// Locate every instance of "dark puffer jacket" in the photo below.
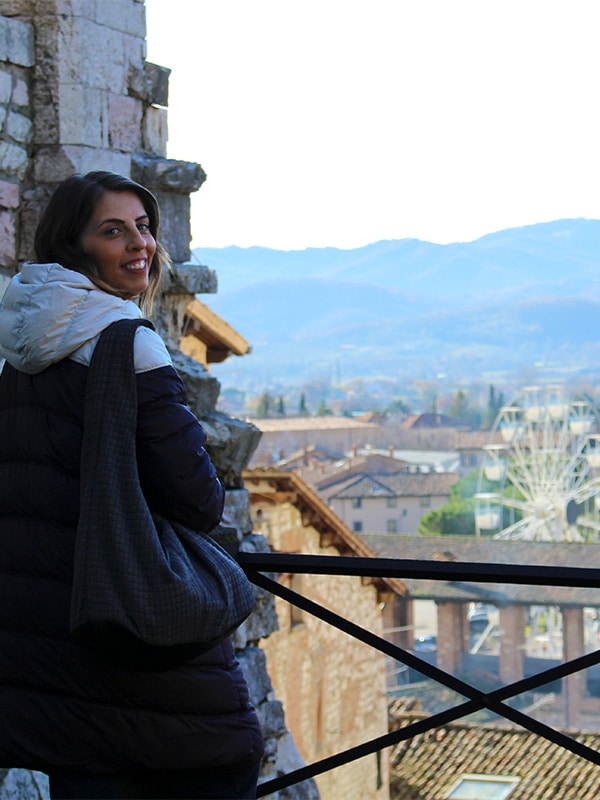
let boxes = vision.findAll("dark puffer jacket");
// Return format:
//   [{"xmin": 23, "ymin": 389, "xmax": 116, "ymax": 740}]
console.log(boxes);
[{"xmin": 0, "ymin": 264, "xmax": 263, "ymax": 774}]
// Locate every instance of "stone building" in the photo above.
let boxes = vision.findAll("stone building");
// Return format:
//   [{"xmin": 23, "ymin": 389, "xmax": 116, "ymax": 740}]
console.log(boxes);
[
  {"xmin": 244, "ymin": 467, "xmax": 407, "ymax": 800},
  {"xmin": 0, "ymin": 1, "xmax": 315, "ymax": 797}
]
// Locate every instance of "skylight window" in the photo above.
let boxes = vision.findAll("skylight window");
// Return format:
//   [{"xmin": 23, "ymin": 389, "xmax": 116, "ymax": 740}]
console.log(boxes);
[{"xmin": 445, "ymin": 774, "xmax": 520, "ymax": 800}]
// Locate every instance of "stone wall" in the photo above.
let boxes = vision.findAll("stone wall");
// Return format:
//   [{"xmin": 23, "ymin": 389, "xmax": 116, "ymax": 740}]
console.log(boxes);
[
  {"xmin": 0, "ymin": 1, "xmax": 312, "ymax": 797},
  {"xmin": 0, "ymin": 8, "xmax": 32, "ymax": 290},
  {"xmin": 256, "ymin": 500, "xmax": 390, "ymax": 800}
]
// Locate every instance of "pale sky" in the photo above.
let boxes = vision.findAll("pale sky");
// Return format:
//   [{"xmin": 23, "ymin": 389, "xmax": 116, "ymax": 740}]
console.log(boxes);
[{"xmin": 145, "ymin": 0, "xmax": 600, "ymax": 251}]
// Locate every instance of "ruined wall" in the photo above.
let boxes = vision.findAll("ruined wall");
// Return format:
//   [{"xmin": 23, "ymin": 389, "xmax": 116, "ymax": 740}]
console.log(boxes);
[{"xmin": 0, "ymin": 1, "xmax": 310, "ymax": 796}]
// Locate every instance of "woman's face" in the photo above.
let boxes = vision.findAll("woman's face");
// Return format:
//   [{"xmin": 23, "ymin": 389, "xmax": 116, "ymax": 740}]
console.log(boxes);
[{"xmin": 79, "ymin": 190, "xmax": 157, "ymax": 298}]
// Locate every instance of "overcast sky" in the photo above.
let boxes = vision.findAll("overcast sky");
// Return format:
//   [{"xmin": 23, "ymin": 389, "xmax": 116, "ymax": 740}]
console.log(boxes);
[{"xmin": 145, "ymin": 0, "xmax": 600, "ymax": 251}]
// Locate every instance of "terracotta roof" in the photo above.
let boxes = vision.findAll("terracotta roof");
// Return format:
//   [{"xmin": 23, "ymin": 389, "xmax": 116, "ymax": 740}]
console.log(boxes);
[
  {"xmin": 182, "ymin": 298, "xmax": 250, "ymax": 363},
  {"xmin": 389, "ymin": 707, "xmax": 600, "ymax": 799},
  {"xmin": 325, "ymin": 472, "xmax": 458, "ymax": 500},
  {"xmin": 250, "ymin": 416, "xmax": 381, "ymax": 432},
  {"xmin": 243, "ymin": 466, "xmax": 407, "ymax": 600},
  {"xmin": 401, "ymin": 413, "xmax": 469, "ymax": 430},
  {"xmin": 359, "ymin": 534, "xmax": 600, "ymax": 606},
  {"xmin": 277, "ymin": 448, "xmax": 460, "ymax": 494}
]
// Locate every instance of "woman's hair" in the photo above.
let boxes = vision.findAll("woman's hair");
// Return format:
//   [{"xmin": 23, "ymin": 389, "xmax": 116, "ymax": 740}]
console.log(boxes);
[{"xmin": 33, "ymin": 170, "xmax": 169, "ymax": 313}]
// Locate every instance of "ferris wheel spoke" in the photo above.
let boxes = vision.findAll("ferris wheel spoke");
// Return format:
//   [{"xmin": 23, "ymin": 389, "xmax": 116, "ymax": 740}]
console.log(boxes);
[{"xmin": 494, "ymin": 515, "xmax": 549, "ymax": 540}]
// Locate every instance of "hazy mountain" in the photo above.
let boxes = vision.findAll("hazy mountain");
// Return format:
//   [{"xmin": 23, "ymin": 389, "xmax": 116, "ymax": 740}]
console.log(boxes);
[{"xmin": 192, "ymin": 219, "xmax": 600, "ymax": 387}]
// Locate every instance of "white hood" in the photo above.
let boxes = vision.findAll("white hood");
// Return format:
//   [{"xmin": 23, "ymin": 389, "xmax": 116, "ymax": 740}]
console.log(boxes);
[{"xmin": 0, "ymin": 263, "xmax": 169, "ymax": 374}]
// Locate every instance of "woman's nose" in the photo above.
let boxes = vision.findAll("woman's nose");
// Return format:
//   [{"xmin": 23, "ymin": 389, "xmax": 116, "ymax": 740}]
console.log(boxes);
[{"xmin": 128, "ymin": 227, "xmax": 146, "ymax": 249}]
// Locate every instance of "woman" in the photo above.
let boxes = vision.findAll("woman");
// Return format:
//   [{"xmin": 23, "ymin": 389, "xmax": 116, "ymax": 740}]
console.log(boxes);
[{"xmin": 0, "ymin": 171, "xmax": 263, "ymax": 799}]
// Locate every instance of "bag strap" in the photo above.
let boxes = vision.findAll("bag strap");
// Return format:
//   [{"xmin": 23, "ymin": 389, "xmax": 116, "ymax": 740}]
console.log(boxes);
[
  {"xmin": 83, "ymin": 317, "xmax": 154, "ymax": 434},
  {"xmin": 81, "ymin": 317, "xmax": 238, "ymax": 554}
]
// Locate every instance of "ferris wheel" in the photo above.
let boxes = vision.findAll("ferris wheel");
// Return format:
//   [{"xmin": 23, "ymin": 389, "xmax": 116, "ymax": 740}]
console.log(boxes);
[{"xmin": 475, "ymin": 386, "xmax": 600, "ymax": 542}]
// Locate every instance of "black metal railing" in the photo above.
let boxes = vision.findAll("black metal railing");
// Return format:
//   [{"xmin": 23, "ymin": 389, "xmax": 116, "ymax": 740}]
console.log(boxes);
[{"xmin": 237, "ymin": 552, "xmax": 600, "ymax": 797}]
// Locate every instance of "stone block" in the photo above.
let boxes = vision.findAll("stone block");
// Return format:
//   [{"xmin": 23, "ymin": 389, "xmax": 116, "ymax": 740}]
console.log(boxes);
[
  {"xmin": 243, "ymin": 583, "xmax": 280, "ymax": 643},
  {"xmin": 50, "ymin": 17, "xmax": 143, "ymax": 94},
  {"xmin": 223, "ymin": 488, "xmax": 253, "ymax": 535},
  {"xmin": 0, "ymin": 208, "xmax": 16, "ymax": 264},
  {"xmin": 0, "ymin": 769, "xmax": 49, "ymax": 800},
  {"xmin": 0, "ymin": 178, "xmax": 19, "ymax": 208},
  {"xmin": 128, "ymin": 61, "xmax": 170, "ymax": 107},
  {"xmin": 0, "ymin": 22, "xmax": 6, "ymax": 62},
  {"xmin": 0, "ymin": 0, "xmax": 34, "ymax": 11},
  {"xmin": 168, "ymin": 350, "xmax": 221, "ymax": 417},
  {"xmin": 0, "ymin": 106, "xmax": 6, "ymax": 134},
  {"xmin": 0, "ymin": 139, "xmax": 27, "ymax": 178},
  {"xmin": 257, "ymin": 698, "xmax": 287, "ymax": 738},
  {"xmin": 6, "ymin": 109, "xmax": 31, "ymax": 143},
  {"xmin": 142, "ymin": 104, "xmax": 168, "ymax": 157},
  {"xmin": 57, "ymin": 83, "xmax": 105, "ymax": 147},
  {"xmin": 94, "ymin": 0, "xmax": 146, "ymax": 37},
  {"xmin": 33, "ymin": 0, "xmax": 95, "ymax": 15},
  {"xmin": 108, "ymin": 92, "xmax": 142, "ymax": 152},
  {"xmin": 168, "ymin": 263, "xmax": 217, "ymax": 295},
  {"xmin": 237, "ymin": 532, "xmax": 279, "ymax": 642},
  {"xmin": 4, "ymin": 17, "xmax": 33, "ymax": 67},
  {"xmin": 152, "ymin": 191, "xmax": 191, "ymax": 263},
  {"xmin": 17, "ymin": 184, "xmax": 51, "ymax": 263},
  {"xmin": 33, "ymin": 144, "xmax": 130, "ymax": 183},
  {"xmin": 262, "ymin": 734, "xmax": 320, "ymax": 799},
  {"xmin": 151, "ymin": 292, "xmax": 192, "ymax": 350},
  {"xmin": 11, "ymin": 74, "xmax": 27, "ymax": 107},
  {"xmin": 131, "ymin": 154, "xmax": 206, "ymax": 194},
  {"xmin": 237, "ymin": 646, "xmax": 273, "ymax": 706},
  {"xmin": 0, "ymin": 69, "xmax": 11, "ymax": 103},
  {"xmin": 143, "ymin": 61, "xmax": 169, "ymax": 106},
  {"xmin": 201, "ymin": 411, "xmax": 262, "ymax": 487}
]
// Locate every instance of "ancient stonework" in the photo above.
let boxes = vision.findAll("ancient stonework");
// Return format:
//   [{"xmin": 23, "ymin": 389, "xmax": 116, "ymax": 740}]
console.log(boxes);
[{"xmin": 0, "ymin": 1, "xmax": 312, "ymax": 797}]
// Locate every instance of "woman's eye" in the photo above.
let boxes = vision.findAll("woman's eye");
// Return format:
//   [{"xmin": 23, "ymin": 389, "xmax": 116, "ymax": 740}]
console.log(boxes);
[
  {"xmin": 138, "ymin": 222, "xmax": 150, "ymax": 233},
  {"xmin": 103, "ymin": 226, "xmax": 120, "ymax": 236}
]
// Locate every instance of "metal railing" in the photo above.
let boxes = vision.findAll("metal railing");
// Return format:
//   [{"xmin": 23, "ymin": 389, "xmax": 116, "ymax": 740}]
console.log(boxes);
[{"xmin": 237, "ymin": 552, "xmax": 600, "ymax": 797}]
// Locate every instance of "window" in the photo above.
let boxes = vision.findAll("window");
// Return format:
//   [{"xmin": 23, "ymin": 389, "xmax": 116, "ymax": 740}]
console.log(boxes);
[
  {"xmin": 446, "ymin": 774, "xmax": 520, "ymax": 800},
  {"xmin": 351, "ymin": 497, "xmax": 362, "ymax": 509},
  {"xmin": 386, "ymin": 519, "xmax": 398, "ymax": 533},
  {"xmin": 352, "ymin": 521, "xmax": 363, "ymax": 533},
  {"xmin": 419, "ymin": 496, "xmax": 431, "ymax": 508},
  {"xmin": 385, "ymin": 497, "xmax": 397, "ymax": 509}
]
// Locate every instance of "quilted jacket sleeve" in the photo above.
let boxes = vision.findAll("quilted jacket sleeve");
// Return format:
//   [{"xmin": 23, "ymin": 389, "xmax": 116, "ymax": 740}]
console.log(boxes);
[{"xmin": 135, "ymin": 364, "xmax": 225, "ymax": 532}]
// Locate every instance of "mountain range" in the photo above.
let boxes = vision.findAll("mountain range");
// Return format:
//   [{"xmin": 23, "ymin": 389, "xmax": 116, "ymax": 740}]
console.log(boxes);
[{"xmin": 192, "ymin": 219, "xmax": 600, "ymax": 389}]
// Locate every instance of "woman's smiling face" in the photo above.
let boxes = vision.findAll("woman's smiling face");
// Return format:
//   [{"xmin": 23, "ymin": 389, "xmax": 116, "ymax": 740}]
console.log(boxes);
[{"xmin": 79, "ymin": 190, "xmax": 157, "ymax": 298}]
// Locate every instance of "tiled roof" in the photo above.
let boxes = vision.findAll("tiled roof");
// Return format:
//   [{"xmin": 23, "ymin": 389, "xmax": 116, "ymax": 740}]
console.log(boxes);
[
  {"xmin": 359, "ymin": 534, "xmax": 600, "ymax": 606},
  {"xmin": 183, "ymin": 298, "xmax": 250, "ymax": 362},
  {"xmin": 325, "ymin": 472, "xmax": 458, "ymax": 500},
  {"xmin": 278, "ymin": 452, "xmax": 414, "ymax": 490},
  {"xmin": 389, "ymin": 706, "xmax": 600, "ymax": 799},
  {"xmin": 242, "ymin": 467, "xmax": 407, "ymax": 600},
  {"xmin": 401, "ymin": 413, "xmax": 469, "ymax": 430},
  {"xmin": 251, "ymin": 416, "xmax": 380, "ymax": 432}
]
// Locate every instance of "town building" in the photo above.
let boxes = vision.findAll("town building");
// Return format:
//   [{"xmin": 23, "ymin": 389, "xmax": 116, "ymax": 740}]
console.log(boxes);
[
  {"xmin": 274, "ymin": 445, "xmax": 459, "ymax": 534},
  {"xmin": 244, "ymin": 467, "xmax": 406, "ymax": 800}
]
